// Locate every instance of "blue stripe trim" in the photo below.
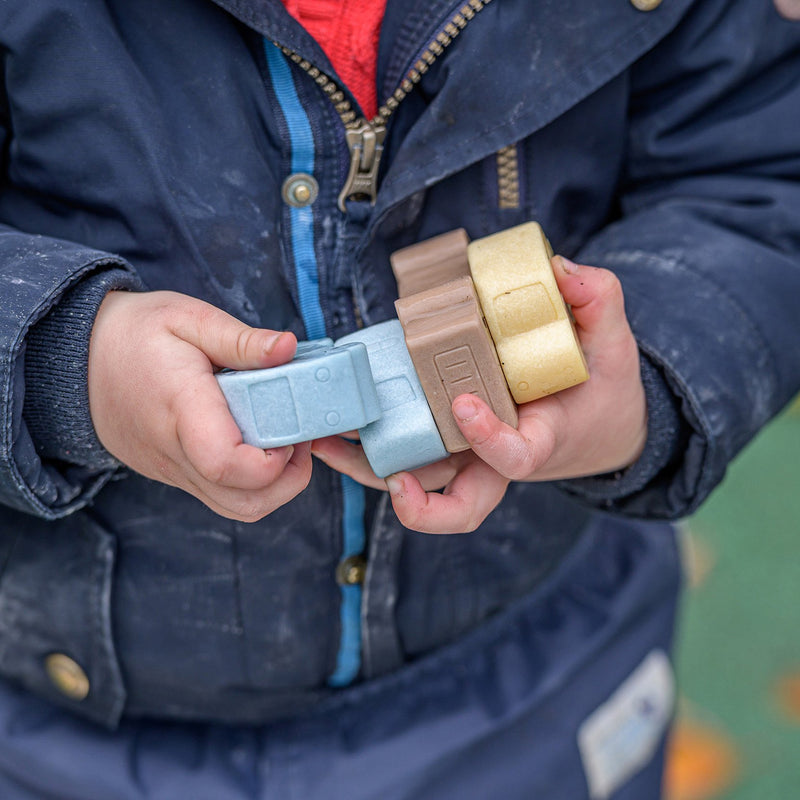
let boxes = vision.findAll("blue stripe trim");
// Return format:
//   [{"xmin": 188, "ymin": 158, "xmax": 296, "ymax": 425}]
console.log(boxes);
[
  {"xmin": 265, "ymin": 43, "xmax": 326, "ymax": 340},
  {"xmin": 329, "ymin": 473, "xmax": 366, "ymax": 686},
  {"xmin": 265, "ymin": 43, "xmax": 365, "ymax": 687}
]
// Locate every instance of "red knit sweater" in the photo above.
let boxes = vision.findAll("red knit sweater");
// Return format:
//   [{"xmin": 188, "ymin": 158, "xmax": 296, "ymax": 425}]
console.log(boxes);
[{"xmin": 281, "ymin": 0, "xmax": 388, "ymax": 119}]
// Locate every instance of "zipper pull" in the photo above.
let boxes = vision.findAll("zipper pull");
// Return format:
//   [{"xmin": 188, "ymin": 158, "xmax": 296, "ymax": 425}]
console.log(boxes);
[{"xmin": 338, "ymin": 120, "xmax": 387, "ymax": 212}]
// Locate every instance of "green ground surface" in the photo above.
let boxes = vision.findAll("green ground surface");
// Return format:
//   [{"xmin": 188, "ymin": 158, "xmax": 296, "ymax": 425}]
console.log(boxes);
[{"xmin": 675, "ymin": 402, "xmax": 800, "ymax": 798}]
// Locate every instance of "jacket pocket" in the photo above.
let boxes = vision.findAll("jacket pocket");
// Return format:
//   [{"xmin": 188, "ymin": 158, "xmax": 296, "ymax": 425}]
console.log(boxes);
[{"xmin": 0, "ymin": 508, "xmax": 125, "ymax": 727}]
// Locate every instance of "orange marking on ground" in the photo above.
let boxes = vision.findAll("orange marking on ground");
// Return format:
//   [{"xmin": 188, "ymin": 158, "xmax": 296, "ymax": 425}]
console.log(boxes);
[
  {"xmin": 681, "ymin": 528, "xmax": 716, "ymax": 590},
  {"xmin": 664, "ymin": 716, "xmax": 740, "ymax": 800},
  {"xmin": 773, "ymin": 672, "xmax": 800, "ymax": 722}
]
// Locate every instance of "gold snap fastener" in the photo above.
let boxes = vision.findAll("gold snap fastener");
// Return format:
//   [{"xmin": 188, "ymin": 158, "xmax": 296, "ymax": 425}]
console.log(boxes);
[
  {"xmin": 44, "ymin": 653, "xmax": 90, "ymax": 701},
  {"xmin": 293, "ymin": 184, "xmax": 311, "ymax": 203},
  {"xmin": 630, "ymin": 0, "xmax": 663, "ymax": 9},
  {"xmin": 281, "ymin": 173, "xmax": 319, "ymax": 208},
  {"xmin": 336, "ymin": 554, "xmax": 367, "ymax": 586}
]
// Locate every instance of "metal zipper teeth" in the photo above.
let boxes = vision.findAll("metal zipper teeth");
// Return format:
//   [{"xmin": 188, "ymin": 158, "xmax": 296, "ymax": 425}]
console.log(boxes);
[
  {"xmin": 276, "ymin": 0, "xmax": 493, "ymax": 131},
  {"xmin": 497, "ymin": 144, "xmax": 521, "ymax": 209}
]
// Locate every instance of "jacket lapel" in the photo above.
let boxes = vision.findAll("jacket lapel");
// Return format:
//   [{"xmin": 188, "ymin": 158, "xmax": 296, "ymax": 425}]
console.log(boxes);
[{"xmin": 374, "ymin": 0, "xmax": 695, "ymax": 212}]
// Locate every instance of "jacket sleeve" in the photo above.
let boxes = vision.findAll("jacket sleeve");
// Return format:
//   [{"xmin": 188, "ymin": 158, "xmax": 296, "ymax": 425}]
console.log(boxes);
[
  {"xmin": 0, "ymin": 224, "xmax": 141, "ymax": 519},
  {"xmin": 565, "ymin": 1, "xmax": 800, "ymax": 520}
]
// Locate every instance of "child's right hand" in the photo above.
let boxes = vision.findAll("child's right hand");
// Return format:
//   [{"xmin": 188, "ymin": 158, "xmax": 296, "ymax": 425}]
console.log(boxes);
[
  {"xmin": 313, "ymin": 257, "xmax": 648, "ymax": 534},
  {"xmin": 87, "ymin": 290, "xmax": 311, "ymax": 521}
]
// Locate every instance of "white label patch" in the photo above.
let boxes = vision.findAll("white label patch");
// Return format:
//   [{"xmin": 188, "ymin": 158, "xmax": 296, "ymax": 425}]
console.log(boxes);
[{"xmin": 578, "ymin": 650, "xmax": 675, "ymax": 799}]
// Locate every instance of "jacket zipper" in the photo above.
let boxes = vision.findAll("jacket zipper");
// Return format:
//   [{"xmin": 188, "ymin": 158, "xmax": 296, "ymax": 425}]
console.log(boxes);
[
  {"xmin": 274, "ymin": 0, "xmax": 494, "ymax": 212},
  {"xmin": 497, "ymin": 143, "xmax": 521, "ymax": 209}
]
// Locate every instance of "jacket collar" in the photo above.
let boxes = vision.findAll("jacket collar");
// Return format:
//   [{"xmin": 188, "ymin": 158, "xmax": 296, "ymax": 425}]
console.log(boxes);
[
  {"xmin": 210, "ymin": 0, "xmax": 694, "ymax": 213},
  {"xmin": 374, "ymin": 0, "xmax": 695, "ymax": 213}
]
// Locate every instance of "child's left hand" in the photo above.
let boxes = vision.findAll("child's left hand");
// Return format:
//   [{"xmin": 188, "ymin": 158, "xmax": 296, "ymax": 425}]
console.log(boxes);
[{"xmin": 311, "ymin": 256, "xmax": 647, "ymax": 533}]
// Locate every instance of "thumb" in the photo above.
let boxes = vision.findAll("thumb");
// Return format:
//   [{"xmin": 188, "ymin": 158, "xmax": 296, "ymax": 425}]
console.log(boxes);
[{"xmin": 171, "ymin": 298, "xmax": 297, "ymax": 370}]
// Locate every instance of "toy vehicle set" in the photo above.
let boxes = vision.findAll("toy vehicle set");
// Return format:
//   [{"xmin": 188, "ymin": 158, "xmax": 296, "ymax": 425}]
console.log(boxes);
[{"xmin": 217, "ymin": 222, "xmax": 589, "ymax": 477}]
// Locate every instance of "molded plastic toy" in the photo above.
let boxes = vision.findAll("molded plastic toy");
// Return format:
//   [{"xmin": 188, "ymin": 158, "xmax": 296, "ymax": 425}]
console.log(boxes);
[
  {"xmin": 218, "ymin": 222, "xmax": 588, "ymax": 476},
  {"xmin": 337, "ymin": 321, "xmax": 448, "ymax": 477},
  {"xmin": 216, "ymin": 340, "xmax": 380, "ymax": 448},
  {"xmin": 395, "ymin": 276, "xmax": 517, "ymax": 453},
  {"xmin": 467, "ymin": 222, "xmax": 588, "ymax": 404},
  {"xmin": 390, "ymin": 228, "xmax": 471, "ymax": 297}
]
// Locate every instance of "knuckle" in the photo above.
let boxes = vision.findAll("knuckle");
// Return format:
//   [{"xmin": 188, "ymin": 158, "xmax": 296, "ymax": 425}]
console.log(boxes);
[
  {"xmin": 397, "ymin": 506, "xmax": 426, "ymax": 533},
  {"xmin": 297, "ymin": 460, "xmax": 313, "ymax": 490},
  {"xmin": 471, "ymin": 427, "xmax": 500, "ymax": 450},
  {"xmin": 468, "ymin": 428, "xmax": 507, "ymax": 463},
  {"xmin": 234, "ymin": 326, "xmax": 257, "ymax": 363},
  {"xmin": 185, "ymin": 300, "xmax": 219, "ymax": 337},
  {"xmin": 595, "ymin": 268, "xmax": 623, "ymax": 302},
  {"xmin": 398, "ymin": 503, "xmax": 420, "ymax": 527},
  {"xmin": 618, "ymin": 331, "xmax": 640, "ymax": 362},
  {"xmin": 462, "ymin": 513, "xmax": 483, "ymax": 533},
  {"xmin": 197, "ymin": 452, "xmax": 236, "ymax": 486},
  {"xmin": 505, "ymin": 463, "xmax": 533, "ymax": 482},
  {"xmin": 229, "ymin": 496, "xmax": 268, "ymax": 523},
  {"xmin": 152, "ymin": 453, "xmax": 179, "ymax": 484},
  {"xmin": 164, "ymin": 385, "xmax": 186, "ymax": 420},
  {"xmin": 502, "ymin": 439, "xmax": 540, "ymax": 481},
  {"xmin": 144, "ymin": 291, "xmax": 180, "ymax": 319}
]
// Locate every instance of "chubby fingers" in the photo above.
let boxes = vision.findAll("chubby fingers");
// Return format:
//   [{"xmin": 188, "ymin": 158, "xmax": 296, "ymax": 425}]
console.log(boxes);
[
  {"xmin": 385, "ymin": 457, "xmax": 509, "ymax": 534},
  {"xmin": 173, "ymin": 373, "xmax": 294, "ymax": 487},
  {"xmin": 551, "ymin": 255, "xmax": 633, "ymax": 356},
  {"xmin": 311, "ymin": 436, "xmax": 386, "ymax": 489},
  {"xmin": 311, "ymin": 435, "xmax": 461, "ymax": 492},
  {"xmin": 166, "ymin": 293, "xmax": 298, "ymax": 371},
  {"xmin": 182, "ymin": 442, "xmax": 313, "ymax": 523},
  {"xmin": 450, "ymin": 393, "xmax": 557, "ymax": 481},
  {"xmin": 170, "ymin": 373, "xmax": 312, "ymax": 520}
]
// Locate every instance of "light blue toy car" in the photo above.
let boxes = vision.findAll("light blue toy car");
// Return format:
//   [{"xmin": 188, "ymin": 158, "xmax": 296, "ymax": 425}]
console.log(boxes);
[
  {"xmin": 216, "ymin": 339, "xmax": 381, "ymax": 448},
  {"xmin": 218, "ymin": 324, "xmax": 448, "ymax": 477}
]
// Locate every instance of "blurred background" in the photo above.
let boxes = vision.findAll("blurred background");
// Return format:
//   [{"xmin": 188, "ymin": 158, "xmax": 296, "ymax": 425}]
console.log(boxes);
[{"xmin": 663, "ymin": 398, "xmax": 800, "ymax": 800}]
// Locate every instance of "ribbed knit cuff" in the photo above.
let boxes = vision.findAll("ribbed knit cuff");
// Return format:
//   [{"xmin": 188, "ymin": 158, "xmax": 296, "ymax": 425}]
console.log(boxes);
[
  {"xmin": 23, "ymin": 267, "xmax": 142, "ymax": 469},
  {"xmin": 557, "ymin": 353, "xmax": 690, "ymax": 508}
]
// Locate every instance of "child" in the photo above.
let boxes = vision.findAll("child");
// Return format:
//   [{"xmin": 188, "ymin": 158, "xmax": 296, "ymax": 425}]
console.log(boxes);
[{"xmin": 0, "ymin": 0, "xmax": 798, "ymax": 797}]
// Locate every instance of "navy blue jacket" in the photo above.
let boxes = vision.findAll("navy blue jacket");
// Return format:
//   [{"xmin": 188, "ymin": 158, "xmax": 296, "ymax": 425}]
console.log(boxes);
[{"xmin": 0, "ymin": 0, "xmax": 799, "ymax": 794}]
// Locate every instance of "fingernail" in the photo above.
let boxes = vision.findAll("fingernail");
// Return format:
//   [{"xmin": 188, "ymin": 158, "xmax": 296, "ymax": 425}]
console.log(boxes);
[
  {"xmin": 385, "ymin": 475, "xmax": 403, "ymax": 495},
  {"xmin": 452, "ymin": 395, "xmax": 478, "ymax": 422},
  {"xmin": 263, "ymin": 332, "xmax": 285, "ymax": 354},
  {"xmin": 557, "ymin": 255, "xmax": 579, "ymax": 275}
]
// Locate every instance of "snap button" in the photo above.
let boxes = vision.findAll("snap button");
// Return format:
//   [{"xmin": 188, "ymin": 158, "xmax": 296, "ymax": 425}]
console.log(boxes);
[
  {"xmin": 630, "ymin": 0, "xmax": 663, "ymax": 9},
  {"xmin": 336, "ymin": 554, "xmax": 367, "ymax": 586},
  {"xmin": 44, "ymin": 653, "xmax": 90, "ymax": 701},
  {"xmin": 281, "ymin": 173, "xmax": 319, "ymax": 207}
]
